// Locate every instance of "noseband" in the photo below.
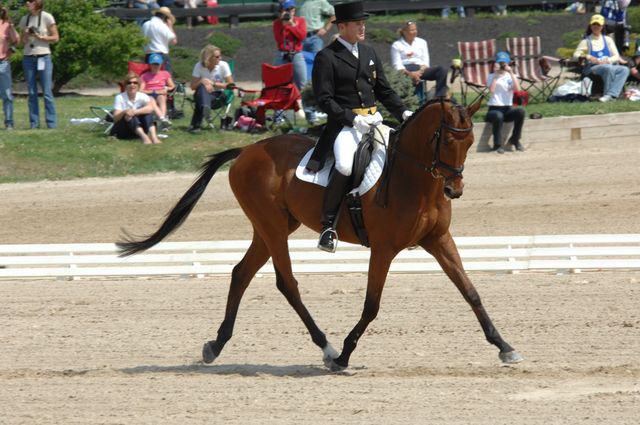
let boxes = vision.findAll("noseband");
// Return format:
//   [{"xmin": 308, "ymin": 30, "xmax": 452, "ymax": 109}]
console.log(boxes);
[{"xmin": 394, "ymin": 99, "xmax": 474, "ymax": 181}]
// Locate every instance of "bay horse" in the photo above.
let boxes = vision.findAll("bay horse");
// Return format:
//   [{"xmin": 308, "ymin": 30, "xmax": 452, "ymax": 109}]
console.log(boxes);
[{"xmin": 117, "ymin": 98, "xmax": 523, "ymax": 371}]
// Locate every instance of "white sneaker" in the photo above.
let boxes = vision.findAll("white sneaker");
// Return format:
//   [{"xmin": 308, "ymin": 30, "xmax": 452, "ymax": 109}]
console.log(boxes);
[{"xmin": 599, "ymin": 95, "xmax": 613, "ymax": 103}]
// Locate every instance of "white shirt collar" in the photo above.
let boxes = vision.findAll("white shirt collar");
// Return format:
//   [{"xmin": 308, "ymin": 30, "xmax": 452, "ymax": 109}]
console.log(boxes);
[{"xmin": 337, "ymin": 36, "xmax": 358, "ymax": 57}]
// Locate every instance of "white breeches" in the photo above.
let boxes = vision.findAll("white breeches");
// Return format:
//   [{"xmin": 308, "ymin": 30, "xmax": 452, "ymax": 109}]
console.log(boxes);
[{"xmin": 333, "ymin": 126, "xmax": 364, "ymax": 176}]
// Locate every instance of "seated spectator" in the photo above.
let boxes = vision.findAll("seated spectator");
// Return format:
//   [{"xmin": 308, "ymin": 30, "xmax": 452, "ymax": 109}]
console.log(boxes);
[
  {"xmin": 390, "ymin": 20, "xmax": 448, "ymax": 102},
  {"xmin": 492, "ymin": 5, "xmax": 507, "ymax": 16},
  {"xmin": 140, "ymin": 53, "xmax": 175, "ymax": 125},
  {"xmin": 129, "ymin": 0, "xmax": 160, "ymax": 25},
  {"xmin": 273, "ymin": 0, "xmax": 307, "ymax": 91},
  {"xmin": 111, "ymin": 71, "xmax": 162, "ymax": 144},
  {"xmin": 627, "ymin": 41, "xmax": 640, "ymax": 83},
  {"xmin": 188, "ymin": 44, "xmax": 234, "ymax": 133},
  {"xmin": 184, "ymin": 0, "xmax": 205, "ymax": 29},
  {"xmin": 485, "ymin": 52, "xmax": 525, "ymax": 154},
  {"xmin": 573, "ymin": 14, "xmax": 629, "ymax": 102}
]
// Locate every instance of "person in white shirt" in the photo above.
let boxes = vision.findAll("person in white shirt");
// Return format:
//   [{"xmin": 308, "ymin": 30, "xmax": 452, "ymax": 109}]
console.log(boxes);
[
  {"xmin": 485, "ymin": 51, "xmax": 525, "ymax": 154},
  {"xmin": 111, "ymin": 71, "xmax": 161, "ymax": 144},
  {"xmin": 188, "ymin": 44, "xmax": 234, "ymax": 132},
  {"xmin": 142, "ymin": 7, "xmax": 177, "ymax": 74},
  {"xmin": 390, "ymin": 20, "xmax": 447, "ymax": 103}
]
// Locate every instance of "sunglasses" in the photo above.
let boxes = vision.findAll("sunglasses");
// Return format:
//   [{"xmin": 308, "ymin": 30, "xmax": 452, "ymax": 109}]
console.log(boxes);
[
  {"xmin": 285, "ymin": 7, "xmax": 294, "ymax": 11},
  {"xmin": 126, "ymin": 80, "xmax": 139, "ymax": 85},
  {"xmin": 214, "ymin": 55, "xmax": 221, "ymax": 58},
  {"xmin": 405, "ymin": 20, "xmax": 416, "ymax": 26}
]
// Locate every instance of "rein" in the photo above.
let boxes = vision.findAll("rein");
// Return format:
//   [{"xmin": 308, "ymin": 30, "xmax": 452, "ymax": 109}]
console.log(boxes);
[{"xmin": 392, "ymin": 98, "xmax": 473, "ymax": 180}]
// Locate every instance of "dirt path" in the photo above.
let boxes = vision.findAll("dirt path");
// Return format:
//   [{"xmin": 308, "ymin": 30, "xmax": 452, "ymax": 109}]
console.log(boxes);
[{"xmin": 1, "ymin": 137, "xmax": 639, "ymax": 424}]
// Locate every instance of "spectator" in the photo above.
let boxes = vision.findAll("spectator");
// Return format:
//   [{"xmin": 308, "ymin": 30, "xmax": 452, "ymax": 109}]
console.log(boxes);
[
  {"xmin": 626, "ymin": 40, "xmax": 640, "ymax": 83},
  {"xmin": 485, "ymin": 51, "xmax": 525, "ymax": 154},
  {"xmin": 441, "ymin": 6, "xmax": 465, "ymax": 19},
  {"xmin": 140, "ymin": 53, "xmax": 175, "ymax": 126},
  {"xmin": 111, "ymin": 71, "xmax": 162, "ymax": 145},
  {"xmin": 600, "ymin": 0, "xmax": 630, "ymax": 54},
  {"xmin": 273, "ymin": 0, "xmax": 307, "ymax": 91},
  {"xmin": 184, "ymin": 0, "xmax": 205, "ymax": 30},
  {"xmin": 129, "ymin": 0, "xmax": 160, "ymax": 26},
  {"xmin": 492, "ymin": 5, "xmax": 507, "ymax": 16},
  {"xmin": 573, "ymin": 14, "xmax": 629, "ymax": 102},
  {"xmin": 19, "ymin": 0, "xmax": 58, "ymax": 129},
  {"xmin": 187, "ymin": 44, "xmax": 234, "ymax": 133},
  {"xmin": 0, "ymin": 5, "xmax": 19, "ymax": 130},
  {"xmin": 298, "ymin": 0, "xmax": 335, "ymax": 54},
  {"xmin": 142, "ymin": 6, "xmax": 177, "ymax": 74},
  {"xmin": 390, "ymin": 20, "xmax": 448, "ymax": 103}
]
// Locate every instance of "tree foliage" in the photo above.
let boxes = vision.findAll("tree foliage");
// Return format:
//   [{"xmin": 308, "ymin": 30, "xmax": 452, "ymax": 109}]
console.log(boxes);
[{"xmin": 7, "ymin": 0, "xmax": 146, "ymax": 94}]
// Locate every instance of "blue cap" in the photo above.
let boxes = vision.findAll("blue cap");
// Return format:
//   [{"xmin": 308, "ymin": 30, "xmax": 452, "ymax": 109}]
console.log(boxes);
[
  {"xmin": 495, "ymin": 51, "xmax": 510, "ymax": 63},
  {"xmin": 148, "ymin": 53, "xmax": 163, "ymax": 65},
  {"xmin": 281, "ymin": 0, "xmax": 296, "ymax": 10}
]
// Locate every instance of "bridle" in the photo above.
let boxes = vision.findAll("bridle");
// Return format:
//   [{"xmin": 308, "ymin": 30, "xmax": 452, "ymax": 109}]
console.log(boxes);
[{"xmin": 393, "ymin": 99, "xmax": 473, "ymax": 181}]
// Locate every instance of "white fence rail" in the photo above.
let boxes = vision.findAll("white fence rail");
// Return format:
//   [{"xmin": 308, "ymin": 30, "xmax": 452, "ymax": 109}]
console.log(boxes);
[{"xmin": 1, "ymin": 234, "xmax": 639, "ymax": 280}]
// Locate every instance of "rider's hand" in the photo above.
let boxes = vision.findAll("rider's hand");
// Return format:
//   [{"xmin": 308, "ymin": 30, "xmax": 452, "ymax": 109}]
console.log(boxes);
[
  {"xmin": 353, "ymin": 115, "xmax": 371, "ymax": 134},
  {"xmin": 365, "ymin": 111, "xmax": 383, "ymax": 126},
  {"xmin": 402, "ymin": 110, "xmax": 414, "ymax": 121}
]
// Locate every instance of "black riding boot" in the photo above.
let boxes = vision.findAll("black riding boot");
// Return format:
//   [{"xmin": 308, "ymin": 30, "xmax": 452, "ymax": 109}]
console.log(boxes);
[{"xmin": 318, "ymin": 170, "xmax": 351, "ymax": 252}]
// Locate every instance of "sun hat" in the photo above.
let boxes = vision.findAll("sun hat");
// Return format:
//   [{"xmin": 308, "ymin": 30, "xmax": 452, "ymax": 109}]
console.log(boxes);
[
  {"xmin": 332, "ymin": 1, "xmax": 370, "ymax": 24},
  {"xmin": 281, "ymin": 0, "xmax": 296, "ymax": 10},
  {"xmin": 495, "ymin": 51, "xmax": 510, "ymax": 63},
  {"xmin": 589, "ymin": 14, "xmax": 605, "ymax": 26},
  {"xmin": 148, "ymin": 53, "xmax": 164, "ymax": 65},
  {"xmin": 154, "ymin": 6, "xmax": 176, "ymax": 24}
]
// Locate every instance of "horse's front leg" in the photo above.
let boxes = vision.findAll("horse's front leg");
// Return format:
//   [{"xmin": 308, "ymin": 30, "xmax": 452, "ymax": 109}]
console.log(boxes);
[
  {"xmin": 421, "ymin": 232, "xmax": 523, "ymax": 364},
  {"xmin": 330, "ymin": 247, "xmax": 395, "ymax": 372}
]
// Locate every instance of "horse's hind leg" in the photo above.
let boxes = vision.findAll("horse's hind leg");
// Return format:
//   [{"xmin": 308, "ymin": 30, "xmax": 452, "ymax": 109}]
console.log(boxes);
[
  {"xmin": 421, "ymin": 232, "xmax": 523, "ymax": 364},
  {"xmin": 202, "ymin": 231, "xmax": 270, "ymax": 364}
]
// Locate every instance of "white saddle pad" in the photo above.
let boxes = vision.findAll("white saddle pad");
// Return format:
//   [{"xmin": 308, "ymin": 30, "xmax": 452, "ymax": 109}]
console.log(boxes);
[{"xmin": 295, "ymin": 124, "xmax": 391, "ymax": 195}]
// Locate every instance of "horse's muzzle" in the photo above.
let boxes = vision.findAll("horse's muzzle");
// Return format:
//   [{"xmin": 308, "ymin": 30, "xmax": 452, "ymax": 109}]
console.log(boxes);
[{"xmin": 444, "ymin": 179, "xmax": 464, "ymax": 200}]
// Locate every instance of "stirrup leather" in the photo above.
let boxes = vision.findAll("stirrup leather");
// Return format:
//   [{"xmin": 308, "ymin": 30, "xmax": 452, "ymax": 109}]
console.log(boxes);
[{"xmin": 317, "ymin": 227, "xmax": 338, "ymax": 253}]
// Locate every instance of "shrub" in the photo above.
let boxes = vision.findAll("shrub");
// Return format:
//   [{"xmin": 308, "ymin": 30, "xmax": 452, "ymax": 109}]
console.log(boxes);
[
  {"xmin": 207, "ymin": 32, "xmax": 243, "ymax": 57},
  {"xmin": 8, "ymin": 0, "xmax": 146, "ymax": 93}
]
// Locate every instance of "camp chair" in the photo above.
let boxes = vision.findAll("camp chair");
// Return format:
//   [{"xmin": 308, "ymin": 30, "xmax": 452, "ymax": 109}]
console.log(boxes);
[
  {"xmin": 506, "ymin": 36, "xmax": 563, "ymax": 102},
  {"xmin": 456, "ymin": 38, "xmax": 496, "ymax": 106},
  {"xmin": 88, "ymin": 105, "xmax": 115, "ymax": 135},
  {"xmin": 240, "ymin": 62, "xmax": 302, "ymax": 127}
]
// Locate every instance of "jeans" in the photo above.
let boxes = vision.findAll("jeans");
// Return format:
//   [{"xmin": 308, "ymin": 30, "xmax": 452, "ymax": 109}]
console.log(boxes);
[
  {"xmin": 0, "ymin": 59, "xmax": 14, "ymax": 128},
  {"xmin": 485, "ymin": 105, "xmax": 525, "ymax": 148},
  {"xmin": 22, "ymin": 54, "xmax": 56, "ymax": 129},
  {"xmin": 190, "ymin": 85, "xmax": 225, "ymax": 128},
  {"xmin": 274, "ymin": 51, "xmax": 307, "ymax": 90},
  {"xmin": 111, "ymin": 114, "xmax": 155, "ymax": 139},
  {"xmin": 589, "ymin": 64, "xmax": 630, "ymax": 97},
  {"xmin": 302, "ymin": 34, "xmax": 323, "ymax": 54}
]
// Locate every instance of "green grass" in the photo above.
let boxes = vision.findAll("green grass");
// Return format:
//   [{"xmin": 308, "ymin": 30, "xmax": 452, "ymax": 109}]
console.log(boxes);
[
  {"xmin": 0, "ymin": 95, "xmax": 270, "ymax": 183},
  {"xmin": 2, "ymin": 89, "xmax": 640, "ymax": 183}
]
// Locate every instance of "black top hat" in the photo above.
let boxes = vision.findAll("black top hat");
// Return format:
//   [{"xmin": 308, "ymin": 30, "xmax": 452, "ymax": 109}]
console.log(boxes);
[{"xmin": 332, "ymin": 1, "xmax": 370, "ymax": 24}]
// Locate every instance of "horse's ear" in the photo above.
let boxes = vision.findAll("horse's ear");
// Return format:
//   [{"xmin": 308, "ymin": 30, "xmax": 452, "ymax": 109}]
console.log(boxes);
[{"xmin": 466, "ymin": 98, "xmax": 483, "ymax": 118}]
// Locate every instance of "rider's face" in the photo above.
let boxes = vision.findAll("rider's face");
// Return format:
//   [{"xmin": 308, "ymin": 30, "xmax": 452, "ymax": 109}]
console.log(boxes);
[{"xmin": 340, "ymin": 20, "xmax": 366, "ymax": 44}]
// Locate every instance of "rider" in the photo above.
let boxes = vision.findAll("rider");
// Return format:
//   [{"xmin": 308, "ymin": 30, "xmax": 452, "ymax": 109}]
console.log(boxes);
[{"xmin": 307, "ymin": 1, "xmax": 413, "ymax": 252}]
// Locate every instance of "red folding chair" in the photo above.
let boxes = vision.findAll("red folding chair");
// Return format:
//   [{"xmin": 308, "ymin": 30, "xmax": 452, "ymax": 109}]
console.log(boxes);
[
  {"xmin": 241, "ymin": 63, "xmax": 302, "ymax": 126},
  {"xmin": 456, "ymin": 39, "xmax": 496, "ymax": 106},
  {"xmin": 506, "ymin": 36, "xmax": 563, "ymax": 103}
]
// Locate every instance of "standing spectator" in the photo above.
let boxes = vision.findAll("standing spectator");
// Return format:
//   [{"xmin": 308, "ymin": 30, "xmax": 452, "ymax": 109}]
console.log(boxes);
[
  {"xmin": 390, "ymin": 20, "xmax": 448, "ymax": 103},
  {"xmin": 600, "ymin": 0, "xmax": 630, "ymax": 54},
  {"xmin": 19, "ymin": 0, "xmax": 58, "ymax": 129},
  {"xmin": 298, "ymin": 0, "xmax": 335, "ymax": 54},
  {"xmin": 573, "ymin": 14, "xmax": 629, "ymax": 102},
  {"xmin": 187, "ymin": 44, "xmax": 234, "ymax": 133},
  {"xmin": 441, "ymin": 6, "xmax": 465, "ymax": 19},
  {"xmin": 485, "ymin": 51, "xmax": 525, "ymax": 154},
  {"xmin": 111, "ymin": 71, "xmax": 162, "ymax": 145},
  {"xmin": 140, "ymin": 53, "xmax": 175, "ymax": 126},
  {"xmin": 142, "ymin": 6, "xmax": 177, "ymax": 74},
  {"xmin": 273, "ymin": 0, "xmax": 307, "ymax": 91},
  {"xmin": 627, "ymin": 40, "xmax": 640, "ymax": 83},
  {"xmin": 184, "ymin": 0, "xmax": 205, "ymax": 30},
  {"xmin": 0, "ymin": 5, "xmax": 19, "ymax": 130}
]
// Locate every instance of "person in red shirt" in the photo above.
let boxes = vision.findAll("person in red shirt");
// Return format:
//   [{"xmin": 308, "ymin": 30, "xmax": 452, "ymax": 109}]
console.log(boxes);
[{"xmin": 272, "ymin": 0, "xmax": 307, "ymax": 90}]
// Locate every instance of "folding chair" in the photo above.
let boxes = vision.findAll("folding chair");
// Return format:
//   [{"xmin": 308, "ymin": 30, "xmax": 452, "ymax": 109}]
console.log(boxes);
[
  {"xmin": 88, "ymin": 105, "xmax": 115, "ymax": 135},
  {"xmin": 240, "ymin": 63, "xmax": 302, "ymax": 128},
  {"xmin": 456, "ymin": 39, "xmax": 496, "ymax": 106},
  {"xmin": 185, "ymin": 59, "xmax": 236, "ymax": 130},
  {"xmin": 506, "ymin": 36, "xmax": 563, "ymax": 102}
]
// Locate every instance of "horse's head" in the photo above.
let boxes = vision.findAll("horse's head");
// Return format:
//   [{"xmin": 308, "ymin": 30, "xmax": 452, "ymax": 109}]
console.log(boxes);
[{"xmin": 399, "ymin": 98, "xmax": 481, "ymax": 200}]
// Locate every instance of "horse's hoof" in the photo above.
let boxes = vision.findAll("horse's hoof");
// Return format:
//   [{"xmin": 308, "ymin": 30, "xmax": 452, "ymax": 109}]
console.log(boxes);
[
  {"xmin": 322, "ymin": 343, "xmax": 340, "ymax": 369},
  {"xmin": 327, "ymin": 358, "xmax": 347, "ymax": 373},
  {"xmin": 202, "ymin": 341, "xmax": 218, "ymax": 364},
  {"xmin": 499, "ymin": 350, "xmax": 524, "ymax": 364}
]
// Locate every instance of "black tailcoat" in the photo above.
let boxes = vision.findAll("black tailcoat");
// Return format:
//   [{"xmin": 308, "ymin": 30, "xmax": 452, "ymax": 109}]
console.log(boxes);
[{"xmin": 307, "ymin": 39, "xmax": 407, "ymax": 172}]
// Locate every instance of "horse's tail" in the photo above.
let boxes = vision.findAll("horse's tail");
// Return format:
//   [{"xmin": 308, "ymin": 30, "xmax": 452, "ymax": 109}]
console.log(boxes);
[{"xmin": 116, "ymin": 148, "xmax": 243, "ymax": 257}]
